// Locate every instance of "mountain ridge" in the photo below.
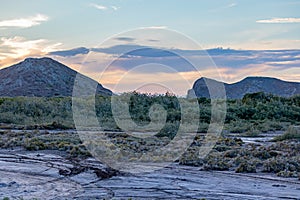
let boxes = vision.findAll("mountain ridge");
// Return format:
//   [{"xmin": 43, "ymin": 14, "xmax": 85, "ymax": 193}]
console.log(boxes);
[
  {"xmin": 0, "ymin": 57, "xmax": 112, "ymax": 97},
  {"xmin": 188, "ymin": 76, "xmax": 300, "ymax": 99}
]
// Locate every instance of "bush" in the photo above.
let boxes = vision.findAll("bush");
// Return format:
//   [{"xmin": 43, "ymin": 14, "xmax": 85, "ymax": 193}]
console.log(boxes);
[
  {"xmin": 25, "ymin": 138, "xmax": 46, "ymax": 151},
  {"xmin": 236, "ymin": 161, "xmax": 257, "ymax": 173},
  {"xmin": 204, "ymin": 153, "xmax": 231, "ymax": 171},
  {"xmin": 273, "ymin": 126, "xmax": 300, "ymax": 141},
  {"xmin": 156, "ymin": 122, "xmax": 179, "ymax": 139},
  {"xmin": 263, "ymin": 157, "xmax": 286, "ymax": 173},
  {"xmin": 277, "ymin": 170, "xmax": 298, "ymax": 178}
]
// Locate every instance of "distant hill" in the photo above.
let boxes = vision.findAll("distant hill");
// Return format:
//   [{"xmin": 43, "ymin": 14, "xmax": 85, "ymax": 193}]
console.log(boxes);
[
  {"xmin": 188, "ymin": 77, "xmax": 300, "ymax": 99},
  {"xmin": 0, "ymin": 57, "xmax": 112, "ymax": 97}
]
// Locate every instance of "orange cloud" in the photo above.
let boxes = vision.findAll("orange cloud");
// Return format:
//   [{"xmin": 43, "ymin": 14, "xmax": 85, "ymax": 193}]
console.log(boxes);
[{"xmin": 0, "ymin": 36, "xmax": 62, "ymax": 69}]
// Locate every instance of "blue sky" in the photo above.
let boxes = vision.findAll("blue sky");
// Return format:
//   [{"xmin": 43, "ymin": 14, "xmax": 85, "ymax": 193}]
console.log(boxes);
[
  {"xmin": 1, "ymin": 0, "xmax": 300, "ymax": 49},
  {"xmin": 0, "ymin": 0, "xmax": 300, "ymax": 95}
]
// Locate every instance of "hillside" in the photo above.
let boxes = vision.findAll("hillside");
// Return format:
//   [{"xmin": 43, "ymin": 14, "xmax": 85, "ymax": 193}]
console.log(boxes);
[
  {"xmin": 0, "ymin": 57, "xmax": 112, "ymax": 97},
  {"xmin": 188, "ymin": 77, "xmax": 300, "ymax": 99}
]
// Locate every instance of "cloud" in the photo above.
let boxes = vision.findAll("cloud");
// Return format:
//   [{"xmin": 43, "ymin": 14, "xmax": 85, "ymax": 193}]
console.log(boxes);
[
  {"xmin": 256, "ymin": 17, "xmax": 300, "ymax": 23},
  {"xmin": 148, "ymin": 39, "xmax": 160, "ymax": 42},
  {"xmin": 49, "ymin": 47, "xmax": 90, "ymax": 57},
  {"xmin": 114, "ymin": 37, "xmax": 136, "ymax": 42},
  {"xmin": 2, "ymin": 41, "xmax": 300, "ymax": 95},
  {"xmin": 48, "ymin": 44, "xmax": 300, "ymax": 70},
  {"xmin": 90, "ymin": 3, "xmax": 120, "ymax": 11},
  {"xmin": 90, "ymin": 3, "xmax": 108, "ymax": 10},
  {"xmin": 0, "ymin": 14, "xmax": 48, "ymax": 28},
  {"xmin": 146, "ymin": 26, "xmax": 168, "ymax": 29},
  {"xmin": 54, "ymin": 47, "xmax": 300, "ymax": 95},
  {"xmin": 0, "ymin": 36, "xmax": 62, "ymax": 68},
  {"xmin": 54, "ymin": 45, "xmax": 300, "ymax": 78},
  {"xmin": 1, "ymin": 37, "xmax": 47, "ymax": 57},
  {"xmin": 111, "ymin": 6, "xmax": 120, "ymax": 11}
]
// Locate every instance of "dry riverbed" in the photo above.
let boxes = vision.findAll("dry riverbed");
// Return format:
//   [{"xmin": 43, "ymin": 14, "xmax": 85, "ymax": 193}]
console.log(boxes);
[{"xmin": 0, "ymin": 129, "xmax": 299, "ymax": 199}]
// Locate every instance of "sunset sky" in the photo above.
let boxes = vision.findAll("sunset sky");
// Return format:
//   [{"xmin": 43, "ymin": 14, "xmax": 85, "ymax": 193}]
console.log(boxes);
[{"xmin": 1, "ymin": 0, "xmax": 300, "ymax": 95}]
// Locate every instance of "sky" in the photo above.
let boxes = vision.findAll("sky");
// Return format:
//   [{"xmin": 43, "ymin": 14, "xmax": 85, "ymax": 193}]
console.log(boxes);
[{"xmin": 0, "ymin": 0, "xmax": 300, "ymax": 95}]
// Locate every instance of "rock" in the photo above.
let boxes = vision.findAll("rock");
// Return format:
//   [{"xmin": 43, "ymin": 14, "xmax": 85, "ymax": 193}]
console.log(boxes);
[
  {"xmin": 0, "ymin": 183, "xmax": 8, "ymax": 188},
  {"xmin": 1, "ymin": 150, "xmax": 300, "ymax": 199}
]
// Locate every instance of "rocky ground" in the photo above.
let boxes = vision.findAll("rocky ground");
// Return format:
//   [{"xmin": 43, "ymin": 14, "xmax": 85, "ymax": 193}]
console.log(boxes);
[
  {"xmin": 1, "ymin": 149, "xmax": 300, "ymax": 200},
  {"xmin": 0, "ymin": 129, "xmax": 300, "ymax": 199}
]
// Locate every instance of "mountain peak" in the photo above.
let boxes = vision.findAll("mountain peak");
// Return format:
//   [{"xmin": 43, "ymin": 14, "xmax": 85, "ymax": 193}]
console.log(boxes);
[
  {"xmin": 21, "ymin": 57, "xmax": 59, "ymax": 69},
  {"xmin": 24, "ymin": 57, "xmax": 54, "ymax": 62},
  {"xmin": 197, "ymin": 77, "xmax": 222, "ymax": 82},
  {"xmin": 241, "ymin": 76, "xmax": 278, "ymax": 81},
  {"xmin": 0, "ymin": 57, "xmax": 112, "ymax": 97},
  {"xmin": 23, "ymin": 57, "xmax": 66, "ymax": 66}
]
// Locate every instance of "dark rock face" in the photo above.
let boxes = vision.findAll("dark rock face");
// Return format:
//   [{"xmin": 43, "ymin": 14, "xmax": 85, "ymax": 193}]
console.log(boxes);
[
  {"xmin": 0, "ymin": 57, "xmax": 112, "ymax": 97},
  {"xmin": 188, "ymin": 77, "xmax": 300, "ymax": 99}
]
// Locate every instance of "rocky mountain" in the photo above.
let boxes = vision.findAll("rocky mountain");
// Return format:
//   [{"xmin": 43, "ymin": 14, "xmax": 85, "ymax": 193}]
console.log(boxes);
[
  {"xmin": 0, "ymin": 57, "xmax": 112, "ymax": 97},
  {"xmin": 188, "ymin": 77, "xmax": 300, "ymax": 99}
]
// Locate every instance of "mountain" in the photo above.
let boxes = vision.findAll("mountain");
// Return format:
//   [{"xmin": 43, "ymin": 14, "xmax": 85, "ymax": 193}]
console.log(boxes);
[
  {"xmin": 188, "ymin": 77, "xmax": 300, "ymax": 99},
  {"xmin": 0, "ymin": 57, "xmax": 112, "ymax": 97}
]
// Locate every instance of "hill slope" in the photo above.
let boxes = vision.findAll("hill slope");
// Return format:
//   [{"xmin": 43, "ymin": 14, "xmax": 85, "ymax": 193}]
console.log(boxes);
[
  {"xmin": 188, "ymin": 77, "xmax": 300, "ymax": 99},
  {"xmin": 0, "ymin": 57, "xmax": 112, "ymax": 97}
]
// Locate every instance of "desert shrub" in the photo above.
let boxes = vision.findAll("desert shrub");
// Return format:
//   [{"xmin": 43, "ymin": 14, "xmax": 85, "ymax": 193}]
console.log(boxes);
[
  {"xmin": 273, "ymin": 126, "xmax": 300, "ymax": 141},
  {"xmin": 57, "ymin": 141, "xmax": 72, "ymax": 151},
  {"xmin": 241, "ymin": 129, "xmax": 261, "ymax": 137},
  {"xmin": 216, "ymin": 137, "xmax": 243, "ymax": 147},
  {"xmin": 235, "ymin": 161, "xmax": 257, "ymax": 173},
  {"xmin": 277, "ymin": 170, "xmax": 298, "ymax": 178},
  {"xmin": 225, "ymin": 120, "xmax": 252, "ymax": 133},
  {"xmin": 156, "ymin": 122, "xmax": 179, "ymax": 139},
  {"xmin": 223, "ymin": 149, "xmax": 239, "ymax": 158},
  {"xmin": 0, "ymin": 92, "xmax": 300, "ymax": 138},
  {"xmin": 214, "ymin": 144, "xmax": 231, "ymax": 152},
  {"xmin": 263, "ymin": 157, "xmax": 287, "ymax": 173},
  {"xmin": 203, "ymin": 152, "xmax": 231, "ymax": 171},
  {"xmin": 197, "ymin": 123, "xmax": 209, "ymax": 133},
  {"xmin": 25, "ymin": 138, "xmax": 46, "ymax": 151},
  {"xmin": 179, "ymin": 152, "xmax": 204, "ymax": 167},
  {"xmin": 252, "ymin": 147, "xmax": 272, "ymax": 160}
]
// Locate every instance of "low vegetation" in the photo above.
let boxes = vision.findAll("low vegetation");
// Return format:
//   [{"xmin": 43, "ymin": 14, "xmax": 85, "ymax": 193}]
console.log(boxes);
[
  {"xmin": 0, "ymin": 130, "xmax": 90, "ymax": 158},
  {"xmin": 0, "ymin": 92, "xmax": 299, "ymax": 135},
  {"xmin": 0, "ymin": 92, "xmax": 300, "ymax": 179},
  {"xmin": 273, "ymin": 126, "xmax": 300, "ymax": 141},
  {"xmin": 180, "ymin": 136, "xmax": 300, "ymax": 178}
]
